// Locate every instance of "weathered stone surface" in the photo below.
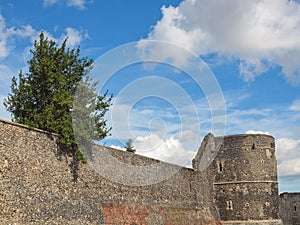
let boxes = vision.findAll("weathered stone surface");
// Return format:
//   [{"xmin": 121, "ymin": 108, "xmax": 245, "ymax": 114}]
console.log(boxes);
[
  {"xmin": 221, "ymin": 220, "xmax": 284, "ymax": 225},
  {"xmin": 279, "ymin": 192, "xmax": 300, "ymax": 225},
  {"xmin": 0, "ymin": 119, "xmax": 287, "ymax": 224},
  {"xmin": 194, "ymin": 134, "xmax": 283, "ymax": 224},
  {"xmin": 0, "ymin": 119, "xmax": 220, "ymax": 224}
]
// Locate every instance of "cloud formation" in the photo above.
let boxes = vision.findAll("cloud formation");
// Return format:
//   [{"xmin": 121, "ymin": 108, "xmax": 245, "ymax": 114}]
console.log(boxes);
[
  {"xmin": 62, "ymin": 28, "xmax": 89, "ymax": 47},
  {"xmin": 277, "ymin": 137, "xmax": 300, "ymax": 177},
  {"xmin": 246, "ymin": 130, "xmax": 270, "ymax": 135},
  {"xmin": 0, "ymin": 14, "xmax": 36, "ymax": 60},
  {"xmin": 141, "ymin": 0, "xmax": 300, "ymax": 85},
  {"xmin": 0, "ymin": 12, "xmax": 88, "ymax": 62},
  {"xmin": 43, "ymin": 0, "xmax": 90, "ymax": 10},
  {"xmin": 289, "ymin": 98, "xmax": 300, "ymax": 111},
  {"xmin": 134, "ymin": 134, "xmax": 195, "ymax": 167}
]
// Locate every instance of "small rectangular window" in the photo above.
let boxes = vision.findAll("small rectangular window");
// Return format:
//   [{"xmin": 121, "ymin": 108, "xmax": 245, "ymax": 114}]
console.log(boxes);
[
  {"xmin": 295, "ymin": 206, "xmax": 297, "ymax": 211},
  {"xmin": 226, "ymin": 200, "xmax": 233, "ymax": 210},
  {"xmin": 217, "ymin": 161, "xmax": 224, "ymax": 173}
]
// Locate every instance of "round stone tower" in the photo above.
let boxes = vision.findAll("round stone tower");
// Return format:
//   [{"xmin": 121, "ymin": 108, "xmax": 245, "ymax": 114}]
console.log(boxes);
[{"xmin": 196, "ymin": 134, "xmax": 282, "ymax": 224}]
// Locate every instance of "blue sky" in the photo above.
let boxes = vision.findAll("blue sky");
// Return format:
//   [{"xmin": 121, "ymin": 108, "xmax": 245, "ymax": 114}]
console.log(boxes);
[{"xmin": 0, "ymin": 0, "xmax": 299, "ymax": 192}]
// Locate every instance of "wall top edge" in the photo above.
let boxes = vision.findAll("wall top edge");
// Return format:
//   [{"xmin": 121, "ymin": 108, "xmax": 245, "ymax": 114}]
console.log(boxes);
[
  {"xmin": 0, "ymin": 118, "xmax": 59, "ymax": 136},
  {"xmin": 280, "ymin": 192, "xmax": 300, "ymax": 195},
  {"xmin": 215, "ymin": 133, "xmax": 274, "ymax": 139}
]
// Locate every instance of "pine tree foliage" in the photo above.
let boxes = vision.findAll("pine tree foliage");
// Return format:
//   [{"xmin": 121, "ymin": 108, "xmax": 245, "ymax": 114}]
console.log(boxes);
[
  {"xmin": 72, "ymin": 76, "xmax": 112, "ymax": 162},
  {"xmin": 125, "ymin": 139, "xmax": 136, "ymax": 153},
  {"xmin": 4, "ymin": 32, "xmax": 112, "ymax": 162}
]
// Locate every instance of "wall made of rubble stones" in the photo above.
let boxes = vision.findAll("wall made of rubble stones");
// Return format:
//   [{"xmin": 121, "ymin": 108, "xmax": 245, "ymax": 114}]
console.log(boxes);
[
  {"xmin": 0, "ymin": 119, "xmax": 221, "ymax": 224},
  {"xmin": 207, "ymin": 134, "xmax": 282, "ymax": 224},
  {"xmin": 279, "ymin": 192, "xmax": 300, "ymax": 225}
]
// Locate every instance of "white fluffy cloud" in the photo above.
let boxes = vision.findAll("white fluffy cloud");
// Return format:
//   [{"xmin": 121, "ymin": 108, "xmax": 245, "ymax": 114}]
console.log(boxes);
[
  {"xmin": 134, "ymin": 134, "xmax": 195, "ymax": 167},
  {"xmin": 43, "ymin": 0, "xmax": 90, "ymax": 10},
  {"xmin": 61, "ymin": 28, "xmax": 89, "ymax": 47},
  {"xmin": 246, "ymin": 130, "xmax": 270, "ymax": 135},
  {"xmin": 289, "ymin": 98, "xmax": 300, "ymax": 111},
  {"xmin": 1, "ymin": 15, "xmax": 88, "ymax": 65},
  {"xmin": 103, "ymin": 94, "xmax": 208, "ymax": 167},
  {"xmin": 0, "ymin": 14, "xmax": 37, "ymax": 60},
  {"xmin": 0, "ymin": 12, "xmax": 88, "ymax": 62},
  {"xmin": 276, "ymin": 137, "xmax": 300, "ymax": 177},
  {"xmin": 141, "ymin": 0, "xmax": 300, "ymax": 84},
  {"xmin": 67, "ymin": 0, "xmax": 87, "ymax": 9},
  {"xmin": 35, "ymin": 28, "xmax": 88, "ymax": 50},
  {"xmin": 108, "ymin": 145, "xmax": 125, "ymax": 151}
]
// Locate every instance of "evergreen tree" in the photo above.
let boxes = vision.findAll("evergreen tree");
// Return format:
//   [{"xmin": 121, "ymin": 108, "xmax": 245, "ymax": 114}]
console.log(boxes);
[
  {"xmin": 125, "ymin": 139, "xmax": 136, "ymax": 153},
  {"xmin": 72, "ymin": 76, "xmax": 112, "ymax": 162},
  {"xmin": 4, "ymin": 32, "xmax": 112, "ymax": 162}
]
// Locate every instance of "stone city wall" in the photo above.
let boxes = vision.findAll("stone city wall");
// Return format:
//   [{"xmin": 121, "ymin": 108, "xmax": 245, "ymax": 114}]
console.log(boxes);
[
  {"xmin": 0, "ymin": 119, "xmax": 220, "ymax": 224},
  {"xmin": 201, "ymin": 134, "xmax": 282, "ymax": 224},
  {"xmin": 279, "ymin": 192, "xmax": 300, "ymax": 225}
]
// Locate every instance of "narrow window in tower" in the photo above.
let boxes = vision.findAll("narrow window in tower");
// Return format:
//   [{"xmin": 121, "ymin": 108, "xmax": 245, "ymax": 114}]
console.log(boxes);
[
  {"xmin": 226, "ymin": 200, "xmax": 233, "ymax": 210},
  {"xmin": 295, "ymin": 206, "xmax": 297, "ymax": 211},
  {"xmin": 252, "ymin": 143, "xmax": 255, "ymax": 150},
  {"xmin": 216, "ymin": 161, "xmax": 224, "ymax": 173}
]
